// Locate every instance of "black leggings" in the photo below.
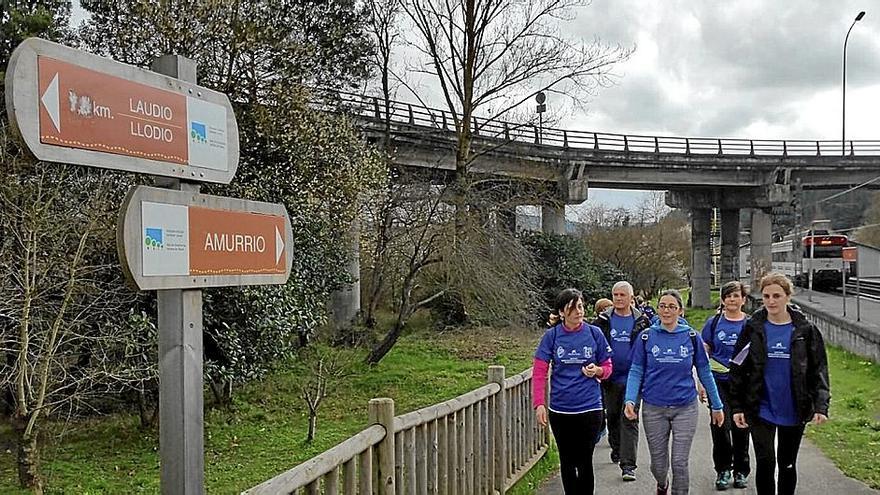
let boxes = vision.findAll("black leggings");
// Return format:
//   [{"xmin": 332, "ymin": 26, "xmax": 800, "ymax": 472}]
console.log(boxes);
[
  {"xmin": 549, "ymin": 409, "xmax": 604, "ymax": 495},
  {"xmin": 750, "ymin": 417, "xmax": 805, "ymax": 495}
]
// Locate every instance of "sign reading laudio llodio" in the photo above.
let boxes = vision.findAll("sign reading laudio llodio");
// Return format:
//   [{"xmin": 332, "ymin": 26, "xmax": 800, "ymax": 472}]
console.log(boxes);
[
  {"xmin": 5, "ymin": 38, "xmax": 293, "ymax": 290},
  {"xmin": 5, "ymin": 37, "xmax": 239, "ymax": 184}
]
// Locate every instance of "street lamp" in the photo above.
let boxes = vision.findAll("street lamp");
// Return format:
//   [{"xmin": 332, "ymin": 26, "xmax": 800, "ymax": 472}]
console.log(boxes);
[
  {"xmin": 535, "ymin": 92, "xmax": 546, "ymax": 144},
  {"xmin": 842, "ymin": 11, "xmax": 865, "ymax": 157}
]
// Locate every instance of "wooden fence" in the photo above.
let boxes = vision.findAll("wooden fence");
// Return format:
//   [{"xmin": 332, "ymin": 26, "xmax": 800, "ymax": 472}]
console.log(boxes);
[{"xmin": 244, "ymin": 365, "xmax": 548, "ymax": 495}]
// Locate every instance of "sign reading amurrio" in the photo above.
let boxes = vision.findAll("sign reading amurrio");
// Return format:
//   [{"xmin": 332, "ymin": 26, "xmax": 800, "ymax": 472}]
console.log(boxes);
[
  {"xmin": 5, "ymin": 37, "xmax": 239, "ymax": 184},
  {"xmin": 118, "ymin": 186, "xmax": 293, "ymax": 290}
]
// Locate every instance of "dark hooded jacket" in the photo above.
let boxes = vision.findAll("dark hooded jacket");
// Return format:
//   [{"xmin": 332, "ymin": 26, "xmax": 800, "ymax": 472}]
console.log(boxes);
[
  {"xmin": 728, "ymin": 305, "xmax": 830, "ymax": 424},
  {"xmin": 593, "ymin": 305, "xmax": 652, "ymax": 344}
]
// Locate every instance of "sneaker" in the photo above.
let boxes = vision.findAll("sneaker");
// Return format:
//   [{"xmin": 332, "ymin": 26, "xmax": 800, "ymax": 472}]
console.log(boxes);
[
  {"xmin": 656, "ymin": 482, "xmax": 669, "ymax": 495},
  {"xmin": 621, "ymin": 468, "xmax": 636, "ymax": 481},
  {"xmin": 715, "ymin": 470, "xmax": 732, "ymax": 490},
  {"xmin": 610, "ymin": 452, "xmax": 620, "ymax": 464},
  {"xmin": 733, "ymin": 472, "xmax": 748, "ymax": 489}
]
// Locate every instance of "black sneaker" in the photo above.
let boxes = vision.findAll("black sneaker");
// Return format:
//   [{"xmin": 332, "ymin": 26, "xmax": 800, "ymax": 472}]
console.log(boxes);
[
  {"xmin": 733, "ymin": 472, "xmax": 748, "ymax": 489},
  {"xmin": 610, "ymin": 452, "xmax": 620, "ymax": 464},
  {"xmin": 715, "ymin": 470, "xmax": 732, "ymax": 490},
  {"xmin": 656, "ymin": 482, "xmax": 669, "ymax": 495},
  {"xmin": 621, "ymin": 468, "xmax": 636, "ymax": 481}
]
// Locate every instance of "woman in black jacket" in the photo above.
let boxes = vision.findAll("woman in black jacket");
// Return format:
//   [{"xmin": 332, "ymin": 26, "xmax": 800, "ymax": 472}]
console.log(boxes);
[{"xmin": 728, "ymin": 272, "xmax": 830, "ymax": 495}]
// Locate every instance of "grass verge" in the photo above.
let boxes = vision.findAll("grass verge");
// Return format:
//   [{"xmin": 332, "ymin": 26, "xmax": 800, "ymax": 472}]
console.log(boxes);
[
  {"xmin": 0, "ymin": 317, "xmax": 540, "ymax": 494},
  {"xmin": 805, "ymin": 346, "xmax": 880, "ymax": 489}
]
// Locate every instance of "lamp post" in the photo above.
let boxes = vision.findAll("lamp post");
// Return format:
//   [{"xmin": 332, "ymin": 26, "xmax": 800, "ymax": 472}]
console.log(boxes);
[
  {"xmin": 843, "ymin": 11, "xmax": 866, "ymax": 157},
  {"xmin": 535, "ymin": 91, "xmax": 546, "ymax": 144}
]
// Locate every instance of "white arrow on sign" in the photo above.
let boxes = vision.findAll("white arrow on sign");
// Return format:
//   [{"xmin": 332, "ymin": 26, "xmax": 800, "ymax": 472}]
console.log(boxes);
[
  {"xmin": 275, "ymin": 225, "xmax": 284, "ymax": 265},
  {"xmin": 40, "ymin": 72, "xmax": 60, "ymax": 132}
]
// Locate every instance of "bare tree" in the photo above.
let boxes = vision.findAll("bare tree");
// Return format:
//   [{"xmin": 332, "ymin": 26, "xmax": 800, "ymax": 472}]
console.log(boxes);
[
  {"xmin": 365, "ymin": 185, "xmax": 450, "ymax": 364},
  {"xmin": 298, "ymin": 345, "xmax": 355, "ymax": 442},
  {"xmin": 579, "ymin": 203, "xmax": 690, "ymax": 297},
  {"xmin": 0, "ymin": 158, "xmax": 152, "ymax": 491},
  {"xmin": 402, "ymin": 0, "xmax": 632, "ymax": 223},
  {"xmin": 362, "ymin": 0, "xmax": 405, "ymax": 328}
]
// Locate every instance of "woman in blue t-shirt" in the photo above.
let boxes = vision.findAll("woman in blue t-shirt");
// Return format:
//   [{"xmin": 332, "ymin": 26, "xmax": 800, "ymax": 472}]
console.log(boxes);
[
  {"xmin": 625, "ymin": 289, "xmax": 724, "ymax": 495},
  {"xmin": 532, "ymin": 288, "xmax": 612, "ymax": 495},
  {"xmin": 729, "ymin": 273, "xmax": 830, "ymax": 495},
  {"xmin": 698, "ymin": 281, "xmax": 751, "ymax": 490}
]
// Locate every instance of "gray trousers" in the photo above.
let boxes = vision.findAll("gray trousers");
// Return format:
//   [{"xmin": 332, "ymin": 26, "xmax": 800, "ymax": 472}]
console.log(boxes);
[{"xmin": 642, "ymin": 400, "xmax": 699, "ymax": 494}]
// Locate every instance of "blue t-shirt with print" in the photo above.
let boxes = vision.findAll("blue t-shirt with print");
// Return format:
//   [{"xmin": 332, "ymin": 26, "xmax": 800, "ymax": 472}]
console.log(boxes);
[
  {"xmin": 630, "ymin": 326, "xmax": 710, "ymax": 407},
  {"xmin": 759, "ymin": 321, "xmax": 799, "ymax": 426},
  {"xmin": 535, "ymin": 323, "xmax": 612, "ymax": 413},
  {"xmin": 700, "ymin": 315, "xmax": 747, "ymax": 381},
  {"xmin": 608, "ymin": 313, "xmax": 636, "ymax": 383}
]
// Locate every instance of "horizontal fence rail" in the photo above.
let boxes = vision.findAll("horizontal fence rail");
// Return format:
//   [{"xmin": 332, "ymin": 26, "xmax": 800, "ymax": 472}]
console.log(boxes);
[
  {"xmin": 311, "ymin": 89, "xmax": 880, "ymax": 157},
  {"xmin": 244, "ymin": 365, "xmax": 549, "ymax": 495}
]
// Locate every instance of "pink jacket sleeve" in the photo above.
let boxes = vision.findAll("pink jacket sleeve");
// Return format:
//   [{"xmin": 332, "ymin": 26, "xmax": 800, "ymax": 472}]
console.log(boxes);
[
  {"xmin": 598, "ymin": 357, "xmax": 613, "ymax": 381},
  {"xmin": 532, "ymin": 358, "xmax": 550, "ymax": 408}
]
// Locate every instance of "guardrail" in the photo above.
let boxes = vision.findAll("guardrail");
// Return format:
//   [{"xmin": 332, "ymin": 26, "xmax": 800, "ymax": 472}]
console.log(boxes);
[
  {"xmin": 794, "ymin": 296, "xmax": 880, "ymax": 363},
  {"xmin": 244, "ymin": 365, "xmax": 547, "ymax": 495},
  {"xmin": 312, "ymin": 89, "xmax": 880, "ymax": 157}
]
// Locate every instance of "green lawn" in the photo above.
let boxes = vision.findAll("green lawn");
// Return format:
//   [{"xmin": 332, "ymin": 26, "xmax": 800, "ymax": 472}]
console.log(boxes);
[
  {"xmin": 0, "ymin": 321, "xmax": 541, "ymax": 494},
  {"xmin": 806, "ymin": 346, "xmax": 880, "ymax": 489}
]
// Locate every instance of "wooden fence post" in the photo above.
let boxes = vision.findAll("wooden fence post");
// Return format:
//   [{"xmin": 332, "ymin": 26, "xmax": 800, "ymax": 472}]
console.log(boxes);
[
  {"xmin": 370, "ymin": 398, "xmax": 397, "ymax": 495},
  {"xmin": 488, "ymin": 366, "xmax": 506, "ymax": 495}
]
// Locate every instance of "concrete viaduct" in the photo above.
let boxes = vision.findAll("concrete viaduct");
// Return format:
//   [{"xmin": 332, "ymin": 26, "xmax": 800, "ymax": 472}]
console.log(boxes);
[{"xmin": 321, "ymin": 90, "xmax": 880, "ymax": 313}]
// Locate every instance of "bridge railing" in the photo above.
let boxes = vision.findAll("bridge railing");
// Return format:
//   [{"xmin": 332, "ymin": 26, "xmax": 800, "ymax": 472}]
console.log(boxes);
[
  {"xmin": 313, "ymin": 89, "xmax": 880, "ymax": 157},
  {"xmin": 243, "ymin": 365, "xmax": 547, "ymax": 495}
]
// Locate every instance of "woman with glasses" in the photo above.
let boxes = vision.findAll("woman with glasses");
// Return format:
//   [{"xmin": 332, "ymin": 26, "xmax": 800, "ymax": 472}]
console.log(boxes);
[
  {"xmin": 698, "ymin": 281, "xmax": 752, "ymax": 490},
  {"xmin": 729, "ymin": 273, "xmax": 830, "ymax": 495},
  {"xmin": 532, "ymin": 288, "xmax": 612, "ymax": 494},
  {"xmin": 625, "ymin": 289, "xmax": 724, "ymax": 495}
]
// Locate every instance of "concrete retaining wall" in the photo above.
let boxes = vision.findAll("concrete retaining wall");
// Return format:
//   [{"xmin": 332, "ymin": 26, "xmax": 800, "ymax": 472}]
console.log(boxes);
[{"xmin": 794, "ymin": 298, "xmax": 880, "ymax": 363}]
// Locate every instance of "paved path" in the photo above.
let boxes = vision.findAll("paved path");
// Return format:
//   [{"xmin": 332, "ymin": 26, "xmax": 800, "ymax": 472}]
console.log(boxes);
[{"xmin": 537, "ymin": 402, "xmax": 878, "ymax": 494}]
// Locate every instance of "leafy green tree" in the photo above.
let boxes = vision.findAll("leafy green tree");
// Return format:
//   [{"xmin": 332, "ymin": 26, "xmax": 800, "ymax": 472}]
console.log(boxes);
[
  {"xmin": 521, "ymin": 232, "xmax": 622, "ymax": 323},
  {"xmin": 79, "ymin": 1, "xmax": 385, "ymax": 403},
  {"xmin": 1, "ymin": 1, "xmax": 72, "ymax": 80}
]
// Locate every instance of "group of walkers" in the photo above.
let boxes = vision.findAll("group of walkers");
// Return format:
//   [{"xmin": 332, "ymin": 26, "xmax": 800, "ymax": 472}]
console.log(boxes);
[{"xmin": 531, "ymin": 272, "xmax": 831, "ymax": 495}]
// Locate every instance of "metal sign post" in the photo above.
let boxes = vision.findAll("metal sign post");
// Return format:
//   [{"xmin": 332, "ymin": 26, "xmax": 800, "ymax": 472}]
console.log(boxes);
[
  {"xmin": 808, "ymin": 229, "xmax": 815, "ymax": 302},
  {"xmin": 843, "ymin": 246, "xmax": 858, "ymax": 320},
  {"xmin": 842, "ymin": 261, "xmax": 847, "ymax": 316}
]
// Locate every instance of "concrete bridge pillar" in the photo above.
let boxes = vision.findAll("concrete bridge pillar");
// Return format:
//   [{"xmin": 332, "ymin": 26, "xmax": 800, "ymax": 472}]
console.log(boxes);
[
  {"xmin": 750, "ymin": 209, "xmax": 772, "ymax": 293},
  {"xmin": 496, "ymin": 206, "xmax": 517, "ymax": 234},
  {"xmin": 542, "ymin": 204, "xmax": 565, "ymax": 235},
  {"xmin": 720, "ymin": 208, "xmax": 740, "ymax": 283},
  {"xmin": 691, "ymin": 208, "xmax": 713, "ymax": 308},
  {"xmin": 330, "ymin": 219, "xmax": 361, "ymax": 328}
]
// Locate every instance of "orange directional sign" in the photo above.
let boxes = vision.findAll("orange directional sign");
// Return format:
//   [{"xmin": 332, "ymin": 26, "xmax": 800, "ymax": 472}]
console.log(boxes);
[
  {"xmin": 6, "ymin": 38, "xmax": 239, "ymax": 183},
  {"xmin": 842, "ymin": 246, "xmax": 858, "ymax": 263},
  {"xmin": 118, "ymin": 186, "xmax": 292, "ymax": 290}
]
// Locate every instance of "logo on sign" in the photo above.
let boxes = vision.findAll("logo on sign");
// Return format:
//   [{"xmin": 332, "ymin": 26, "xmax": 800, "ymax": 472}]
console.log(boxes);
[
  {"xmin": 145, "ymin": 227, "xmax": 164, "ymax": 250},
  {"xmin": 191, "ymin": 121, "xmax": 207, "ymax": 144}
]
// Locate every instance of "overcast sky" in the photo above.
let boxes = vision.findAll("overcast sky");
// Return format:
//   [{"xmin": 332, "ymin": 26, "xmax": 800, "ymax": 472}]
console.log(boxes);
[
  {"xmin": 559, "ymin": 1, "xmax": 880, "ymax": 210},
  {"xmin": 71, "ymin": 1, "xmax": 879, "ymax": 211}
]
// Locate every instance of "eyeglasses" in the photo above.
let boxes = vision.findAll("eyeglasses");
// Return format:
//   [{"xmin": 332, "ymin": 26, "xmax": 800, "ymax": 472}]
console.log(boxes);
[{"xmin": 657, "ymin": 304, "xmax": 680, "ymax": 311}]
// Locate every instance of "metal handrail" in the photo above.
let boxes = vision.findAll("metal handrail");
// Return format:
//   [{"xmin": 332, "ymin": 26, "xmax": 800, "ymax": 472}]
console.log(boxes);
[{"xmin": 313, "ymin": 88, "xmax": 880, "ymax": 157}]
